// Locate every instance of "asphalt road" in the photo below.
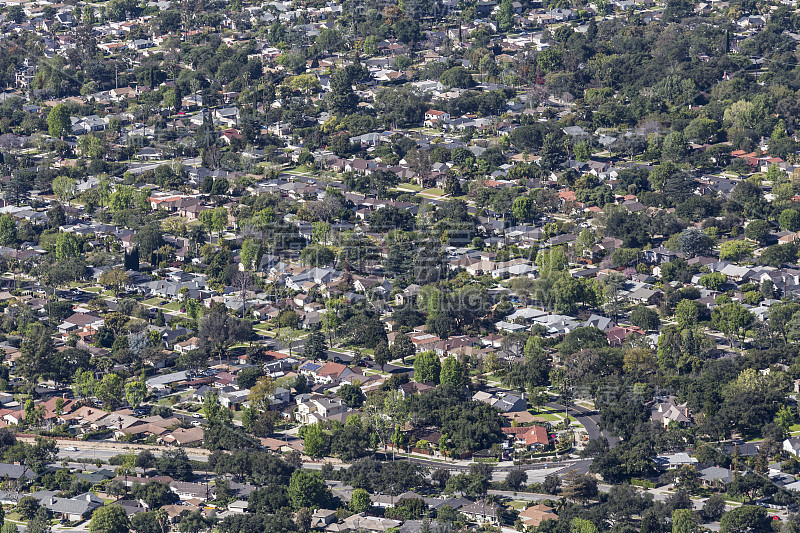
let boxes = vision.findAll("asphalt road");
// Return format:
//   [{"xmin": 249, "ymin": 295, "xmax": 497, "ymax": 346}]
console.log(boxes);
[
  {"xmin": 275, "ymin": 337, "xmax": 412, "ymax": 374},
  {"xmin": 373, "ymin": 451, "xmax": 595, "ymax": 477},
  {"xmin": 53, "ymin": 441, "xmax": 210, "ymax": 463},
  {"xmin": 544, "ymin": 401, "xmax": 620, "ymax": 447},
  {"xmin": 481, "ymin": 383, "xmax": 618, "ymax": 449}
]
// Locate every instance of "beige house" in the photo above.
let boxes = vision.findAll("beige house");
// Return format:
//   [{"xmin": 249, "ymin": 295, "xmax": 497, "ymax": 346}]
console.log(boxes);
[
  {"xmin": 326, "ymin": 513, "xmax": 401, "ymax": 532},
  {"xmin": 519, "ymin": 504, "xmax": 558, "ymax": 527},
  {"xmin": 162, "ymin": 427, "xmax": 205, "ymax": 446},
  {"xmin": 295, "ymin": 397, "xmax": 347, "ymax": 425},
  {"xmin": 175, "ymin": 337, "xmax": 200, "ymax": 354}
]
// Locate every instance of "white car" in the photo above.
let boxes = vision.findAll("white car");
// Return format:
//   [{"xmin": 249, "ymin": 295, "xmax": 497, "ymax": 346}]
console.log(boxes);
[{"xmin": 64, "ymin": 446, "xmax": 78, "ymax": 452}]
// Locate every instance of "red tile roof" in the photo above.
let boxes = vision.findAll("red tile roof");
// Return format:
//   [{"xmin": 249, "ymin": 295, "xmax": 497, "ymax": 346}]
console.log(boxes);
[{"xmin": 524, "ymin": 425, "xmax": 549, "ymax": 446}]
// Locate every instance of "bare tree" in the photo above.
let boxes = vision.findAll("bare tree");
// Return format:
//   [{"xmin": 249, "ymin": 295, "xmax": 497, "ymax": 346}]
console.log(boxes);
[
  {"xmin": 406, "ymin": 148, "xmax": 432, "ymax": 187},
  {"xmin": 637, "ymin": 120, "xmax": 662, "ymax": 137},
  {"xmin": 526, "ymin": 84, "xmax": 549, "ymax": 108},
  {"xmin": 233, "ymin": 270, "xmax": 254, "ymax": 319}
]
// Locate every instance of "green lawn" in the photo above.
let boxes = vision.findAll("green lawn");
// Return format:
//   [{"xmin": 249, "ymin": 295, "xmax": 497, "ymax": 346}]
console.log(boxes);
[
  {"xmin": 721, "ymin": 492, "xmax": 745, "ymax": 504},
  {"xmin": 230, "ymin": 342, "xmax": 252, "ymax": 349},
  {"xmin": 531, "ymin": 407, "xmax": 562, "ymax": 416},
  {"xmin": 420, "ymin": 188, "xmax": 445, "ymax": 196},
  {"xmin": 285, "ymin": 165, "xmax": 317, "ymax": 175},
  {"xmin": 163, "ymin": 302, "xmax": 182, "ymax": 311},
  {"xmin": 534, "ymin": 413, "xmax": 563, "ymax": 422},
  {"xmin": 395, "ymin": 182, "xmax": 422, "ymax": 192}
]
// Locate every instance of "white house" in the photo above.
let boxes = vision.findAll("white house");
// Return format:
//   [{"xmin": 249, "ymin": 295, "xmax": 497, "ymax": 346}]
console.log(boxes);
[
  {"xmin": 175, "ymin": 337, "xmax": 200, "ymax": 354},
  {"xmin": 784, "ymin": 437, "xmax": 800, "ymax": 456},
  {"xmin": 424, "ymin": 109, "xmax": 450, "ymax": 127},
  {"xmin": 229, "ymin": 500, "xmax": 248, "ymax": 514}
]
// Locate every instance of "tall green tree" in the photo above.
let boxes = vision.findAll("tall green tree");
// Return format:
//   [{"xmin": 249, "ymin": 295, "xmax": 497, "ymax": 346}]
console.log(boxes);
[
  {"xmin": 672, "ymin": 508, "xmax": 696, "ymax": 533},
  {"xmin": 744, "ymin": 220, "xmax": 771, "ymax": 244},
  {"xmin": 675, "ymin": 299, "xmax": 699, "ymax": 329},
  {"xmin": 440, "ymin": 355, "xmax": 463, "ymax": 387},
  {"xmin": 303, "ymin": 330, "xmax": 327, "ymax": 360},
  {"xmin": 288, "ymin": 470, "xmax": 331, "ymax": 509},
  {"xmin": 301, "ymin": 422, "xmax": 327, "ymax": 458},
  {"xmin": 96, "ymin": 373, "xmax": 124, "ymax": 409},
  {"xmin": 392, "ymin": 332, "xmax": 415, "ymax": 364},
  {"xmin": 719, "ymin": 505, "xmax": 770, "ymax": 533},
  {"xmin": 374, "ymin": 342, "xmax": 389, "ymax": 371},
  {"xmin": 203, "ymin": 390, "xmax": 233, "ymax": 426},
  {"xmin": 89, "ymin": 505, "xmax": 129, "ymax": 533},
  {"xmin": 495, "ymin": 0, "xmax": 514, "ymax": 31},
  {"xmin": 712, "ymin": 302, "xmax": 754, "ymax": 347},
  {"xmin": 780, "ymin": 209, "xmax": 800, "ymax": 232},
  {"xmin": 350, "ymin": 488, "xmax": 372, "ymax": 513},
  {"xmin": 327, "ymin": 69, "xmax": 357, "ymax": 116},
  {"xmin": 54, "ymin": 232, "xmax": 80, "ymax": 261},
  {"xmin": 413, "ymin": 351, "xmax": 441, "ymax": 384},
  {"xmin": 18, "ymin": 325, "xmax": 55, "ymax": 381},
  {"xmin": 4, "ymin": 174, "xmax": 30, "ymax": 207},
  {"xmin": 630, "ymin": 306, "xmax": 660, "ymax": 331},
  {"xmin": 52, "ymin": 176, "xmax": 77, "ymax": 206},
  {"xmin": 47, "ymin": 104, "xmax": 72, "ymax": 139},
  {"xmin": 512, "ymin": 196, "xmax": 533, "ymax": 222},
  {"xmin": 125, "ymin": 375, "xmax": 147, "ymax": 409}
]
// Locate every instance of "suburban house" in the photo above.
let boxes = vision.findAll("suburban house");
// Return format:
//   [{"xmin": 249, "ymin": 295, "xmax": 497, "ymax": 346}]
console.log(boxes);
[
  {"xmin": 423, "ymin": 110, "xmax": 450, "ymax": 127},
  {"xmin": 58, "ymin": 313, "xmax": 104, "ymax": 334},
  {"xmin": 472, "ymin": 391, "xmax": 527, "ymax": 412},
  {"xmin": 31, "ymin": 492, "xmax": 103, "ymax": 521},
  {"xmin": 784, "ymin": 437, "xmax": 800, "ymax": 457},
  {"xmin": 651, "ymin": 397, "xmax": 692, "ymax": 428},
  {"xmin": 0, "ymin": 463, "xmax": 35, "ymax": 482},
  {"xmin": 395, "ymin": 284, "xmax": 421, "ymax": 306},
  {"xmin": 295, "ymin": 397, "xmax": 347, "ymax": 425},
  {"xmin": 519, "ymin": 504, "xmax": 558, "ymax": 527},
  {"xmin": 654, "ymin": 453, "xmax": 699, "ymax": 470},
  {"xmin": 175, "ymin": 337, "xmax": 200, "ymax": 354},
  {"xmin": 299, "ymin": 361, "xmax": 359, "ymax": 384},
  {"xmin": 460, "ymin": 500, "xmax": 503, "ymax": 524},
  {"xmin": 523, "ymin": 425, "xmax": 550, "ymax": 450}
]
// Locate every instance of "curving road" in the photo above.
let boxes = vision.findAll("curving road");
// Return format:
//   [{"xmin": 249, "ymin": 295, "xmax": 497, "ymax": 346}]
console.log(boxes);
[{"xmin": 545, "ymin": 401, "xmax": 620, "ymax": 447}]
